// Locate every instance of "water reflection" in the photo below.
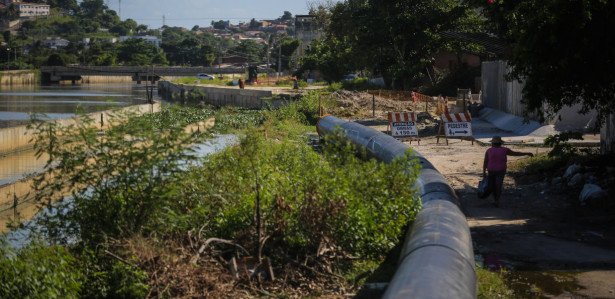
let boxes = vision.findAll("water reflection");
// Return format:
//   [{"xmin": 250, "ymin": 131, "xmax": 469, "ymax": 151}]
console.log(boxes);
[
  {"xmin": 1, "ymin": 134, "xmax": 238, "ymax": 247},
  {"xmin": 0, "ymin": 83, "xmax": 152, "ymax": 128}
]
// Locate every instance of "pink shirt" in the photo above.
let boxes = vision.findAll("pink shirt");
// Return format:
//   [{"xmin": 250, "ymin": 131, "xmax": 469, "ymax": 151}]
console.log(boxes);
[{"xmin": 486, "ymin": 147, "xmax": 512, "ymax": 172}]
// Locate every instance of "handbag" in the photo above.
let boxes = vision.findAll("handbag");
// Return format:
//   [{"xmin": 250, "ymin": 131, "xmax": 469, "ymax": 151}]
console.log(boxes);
[{"xmin": 477, "ymin": 178, "xmax": 490, "ymax": 199}]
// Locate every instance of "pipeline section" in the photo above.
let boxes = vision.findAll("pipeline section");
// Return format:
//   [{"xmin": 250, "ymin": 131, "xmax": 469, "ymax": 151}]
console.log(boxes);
[{"xmin": 316, "ymin": 116, "xmax": 476, "ymax": 299}]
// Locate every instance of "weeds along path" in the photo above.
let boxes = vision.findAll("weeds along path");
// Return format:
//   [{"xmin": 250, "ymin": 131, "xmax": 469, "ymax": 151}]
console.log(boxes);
[{"xmin": 410, "ymin": 137, "xmax": 615, "ymax": 298}]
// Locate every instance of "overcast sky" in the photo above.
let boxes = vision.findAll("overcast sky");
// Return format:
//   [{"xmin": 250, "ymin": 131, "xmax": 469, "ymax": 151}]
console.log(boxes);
[{"xmin": 104, "ymin": 0, "xmax": 338, "ymax": 29}]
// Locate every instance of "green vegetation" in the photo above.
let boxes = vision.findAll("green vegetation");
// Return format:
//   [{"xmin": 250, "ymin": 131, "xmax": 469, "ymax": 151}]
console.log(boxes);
[
  {"xmin": 474, "ymin": 0, "xmax": 615, "ymax": 121},
  {"xmin": 299, "ymin": 0, "xmax": 484, "ymax": 87},
  {"xmin": 2, "ymin": 92, "xmax": 422, "ymax": 297},
  {"xmin": 0, "ymin": 241, "xmax": 83, "ymax": 299},
  {"xmin": 476, "ymin": 267, "xmax": 515, "ymax": 299},
  {"xmin": 1, "ymin": 2, "xmax": 299, "ymax": 71}
]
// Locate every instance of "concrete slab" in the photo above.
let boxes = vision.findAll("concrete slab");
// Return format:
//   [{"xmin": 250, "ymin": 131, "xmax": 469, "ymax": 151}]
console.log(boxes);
[
  {"xmin": 473, "ymin": 108, "xmax": 600, "ymax": 146},
  {"xmin": 478, "ymin": 108, "xmax": 542, "ymax": 135}
]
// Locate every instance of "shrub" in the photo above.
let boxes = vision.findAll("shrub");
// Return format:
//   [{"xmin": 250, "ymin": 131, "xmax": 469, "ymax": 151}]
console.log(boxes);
[
  {"xmin": 544, "ymin": 131, "xmax": 584, "ymax": 157},
  {"xmin": 28, "ymin": 106, "xmax": 211, "ymax": 244},
  {"xmin": 0, "ymin": 240, "xmax": 83, "ymax": 299},
  {"xmin": 476, "ymin": 267, "xmax": 514, "ymax": 299},
  {"xmin": 159, "ymin": 128, "xmax": 421, "ymax": 258}
]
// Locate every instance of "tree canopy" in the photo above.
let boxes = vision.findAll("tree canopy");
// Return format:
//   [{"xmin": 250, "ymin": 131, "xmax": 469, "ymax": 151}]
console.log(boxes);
[
  {"xmin": 300, "ymin": 0, "xmax": 483, "ymax": 86},
  {"xmin": 477, "ymin": 0, "xmax": 615, "ymax": 120}
]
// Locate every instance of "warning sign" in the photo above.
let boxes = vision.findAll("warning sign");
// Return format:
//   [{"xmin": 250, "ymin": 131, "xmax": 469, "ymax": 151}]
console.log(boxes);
[
  {"xmin": 388, "ymin": 112, "xmax": 419, "ymax": 138},
  {"xmin": 444, "ymin": 122, "xmax": 472, "ymax": 137},
  {"xmin": 391, "ymin": 121, "xmax": 418, "ymax": 137}
]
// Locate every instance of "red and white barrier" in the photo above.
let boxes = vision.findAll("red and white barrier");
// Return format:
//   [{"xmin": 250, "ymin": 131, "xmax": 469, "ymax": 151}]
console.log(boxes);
[
  {"xmin": 388, "ymin": 111, "xmax": 417, "ymax": 123},
  {"xmin": 441, "ymin": 112, "xmax": 472, "ymax": 123}
]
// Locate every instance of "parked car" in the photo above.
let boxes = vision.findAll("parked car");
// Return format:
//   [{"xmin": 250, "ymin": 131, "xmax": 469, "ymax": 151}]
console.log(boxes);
[
  {"xmin": 342, "ymin": 74, "xmax": 358, "ymax": 82},
  {"xmin": 196, "ymin": 73, "xmax": 215, "ymax": 80}
]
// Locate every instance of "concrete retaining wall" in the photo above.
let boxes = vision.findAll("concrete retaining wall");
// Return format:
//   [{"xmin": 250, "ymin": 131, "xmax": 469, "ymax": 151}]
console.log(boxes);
[
  {"xmin": 481, "ymin": 61, "xmax": 526, "ymax": 117},
  {"xmin": 0, "ymin": 70, "xmax": 38, "ymax": 85},
  {"xmin": 601, "ymin": 113, "xmax": 615, "ymax": 154},
  {"xmin": 0, "ymin": 102, "xmax": 160, "ymax": 156},
  {"xmin": 158, "ymin": 81, "xmax": 277, "ymax": 109}
]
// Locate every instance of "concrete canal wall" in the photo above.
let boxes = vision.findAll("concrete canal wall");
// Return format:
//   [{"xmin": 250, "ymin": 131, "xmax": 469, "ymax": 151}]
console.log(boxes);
[
  {"xmin": 0, "ymin": 102, "xmax": 161, "ymax": 157},
  {"xmin": 158, "ymin": 81, "xmax": 284, "ymax": 109},
  {"xmin": 0, "ymin": 70, "xmax": 38, "ymax": 85}
]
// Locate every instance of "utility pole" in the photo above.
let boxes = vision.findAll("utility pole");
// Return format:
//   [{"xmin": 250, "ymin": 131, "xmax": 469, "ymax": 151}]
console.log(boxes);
[
  {"xmin": 163, "ymin": 15, "xmax": 166, "ymax": 27},
  {"xmin": 118, "ymin": 0, "xmax": 122, "ymax": 20},
  {"xmin": 277, "ymin": 41, "xmax": 281, "ymax": 80}
]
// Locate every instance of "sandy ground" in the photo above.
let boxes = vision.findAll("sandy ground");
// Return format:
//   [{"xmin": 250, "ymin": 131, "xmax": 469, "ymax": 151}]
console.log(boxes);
[{"xmin": 407, "ymin": 136, "xmax": 615, "ymax": 298}]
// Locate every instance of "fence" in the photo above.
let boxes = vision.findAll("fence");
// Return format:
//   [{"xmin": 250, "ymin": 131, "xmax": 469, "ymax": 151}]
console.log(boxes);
[
  {"xmin": 601, "ymin": 113, "xmax": 615, "ymax": 154},
  {"xmin": 364, "ymin": 89, "xmax": 467, "ymax": 117},
  {"xmin": 481, "ymin": 60, "xmax": 527, "ymax": 117}
]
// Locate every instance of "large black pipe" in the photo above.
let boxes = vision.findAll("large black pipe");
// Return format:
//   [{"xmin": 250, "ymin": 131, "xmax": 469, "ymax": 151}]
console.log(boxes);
[{"xmin": 317, "ymin": 116, "xmax": 476, "ymax": 299}]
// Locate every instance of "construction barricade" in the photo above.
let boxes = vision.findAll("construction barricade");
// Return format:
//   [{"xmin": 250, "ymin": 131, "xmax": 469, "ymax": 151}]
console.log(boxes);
[
  {"xmin": 387, "ymin": 111, "xmax": 420, "ymax": 144},
  {"xmin": 437, "ymin": 111, "xmax": 474, "ymax": 145}
]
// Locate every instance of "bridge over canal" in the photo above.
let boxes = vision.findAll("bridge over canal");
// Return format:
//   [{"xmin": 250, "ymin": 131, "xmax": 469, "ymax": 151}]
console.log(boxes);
[{"xmin": 40, "ymin": 66, "xmax": 244, "ymax": 84}]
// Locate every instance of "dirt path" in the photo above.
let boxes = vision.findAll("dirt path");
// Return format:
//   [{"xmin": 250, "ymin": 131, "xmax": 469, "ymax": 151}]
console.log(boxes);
[{"xmin": 410, "ymin": 137, "xmax": 615, "ymax": 298}]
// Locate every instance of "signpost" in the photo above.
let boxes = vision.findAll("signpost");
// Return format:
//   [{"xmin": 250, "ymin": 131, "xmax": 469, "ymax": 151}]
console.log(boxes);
[
  {"xmin": 388, "ymin": 112, "xmax": 420, "ymax": 144},
  {"xmin": 437, "ymin": 112, "xmax": 474, "ymax": 145},
  {"xmin": 444, "ymin": 121, "xmax": 472, "ymax": 137}
]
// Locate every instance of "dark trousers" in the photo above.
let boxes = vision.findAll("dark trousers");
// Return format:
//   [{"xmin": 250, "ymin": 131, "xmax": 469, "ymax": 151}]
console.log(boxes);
[{"xmin": 487, "ymin": 171, "xmax": 506, "ymax": 203}]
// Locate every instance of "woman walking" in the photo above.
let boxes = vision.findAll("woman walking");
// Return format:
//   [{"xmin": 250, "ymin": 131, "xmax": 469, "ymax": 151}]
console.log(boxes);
[{"xmin": 483, "ymin": 136, "xmax": 533, "ymax": 206}]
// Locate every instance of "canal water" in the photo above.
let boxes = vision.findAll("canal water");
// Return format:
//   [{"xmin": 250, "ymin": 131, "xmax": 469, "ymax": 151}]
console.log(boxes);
[
  {"xmin": 0, "ymin": 83, "xmax": 155, "ymax": 186},
  {"xmin": 0, "ymin": 83, "xmax": 160, "ymax": 234}
]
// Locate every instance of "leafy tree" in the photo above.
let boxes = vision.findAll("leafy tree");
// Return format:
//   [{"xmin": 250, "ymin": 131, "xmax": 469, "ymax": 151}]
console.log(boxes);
[
  {"xmin": 46, "ymin": 53, "xmax": 67, "ymax": 66},
  {"xmin": 0, "ymin": 4, "xmax": 19, "ymax": 21},
  {"xmin": 476, "ymin": 0, "xmax": 615, "ymax": 121},
  {"xmin": 273, "ymin": 37, "xmax": 300, "ymax": 71},
  {"xmin": 249, "ymin": 18, "xmax": 260, "ymax": 29},
  {"xmin": 280, "ymin": 11, "xmax": 293, "ymax": 21},
  {"xmin": 230, "ymin": 39, "xmax": 265, "ymax": 64},
  {"xmin": 117, "ymin": 38, "xmax": 167, "ymax": 66},
  {"xmin": 211, "ymin": 20, "xmax": 228, "ymax": 30},
  {"xmin": 302, "ymin": 0, "xmax": 482, "ymax": 87},
  {"xmin": 110, "ymin": 18, "xmax": 138, "ymax": 36},
  {"xmin": 45, "ymin": 0, "xmax": 79, "ymax": 14}
]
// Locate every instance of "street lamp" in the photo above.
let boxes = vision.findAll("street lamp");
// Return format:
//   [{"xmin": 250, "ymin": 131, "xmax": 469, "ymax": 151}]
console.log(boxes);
[{"xmin": 6, "ymin": 48, "xmax": 9, "ymax": 71}]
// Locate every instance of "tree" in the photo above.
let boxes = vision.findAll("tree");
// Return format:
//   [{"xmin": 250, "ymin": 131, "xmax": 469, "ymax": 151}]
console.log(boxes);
[
  {"xmin": 280, "ymin": 11, "xmax": 293, "ymax": 21},
  {"xmin": 46, "ymin": 53, "xmax": 67, "ymax": 66},
  {"xmin": 110, "ymin": 18, "xmax": 138, "ymax": 36},
  {"xmin": 476, "ymin": 0, "xmax": 615, "ymax": 121},
  {"xmin": 117, "ymin": 38, "xmax": 167, "ymax": 66},
  {"xmin": 249, "ymin": 18, "xmax": 260, "ymax": 29},
  {"xmin": 230, "ymin": 40, "xmax": 265, "ymax": 64},
  {"xmin": 272, "ymin": 37, "xmax": 300, "ymax": 71},
  {"xmin": 300, "ymin": 0, "xmax": 481, "ymax": 86},
  {"xmin": 211, "ymin": 20, "xmax": 228, "ymax": 30}
]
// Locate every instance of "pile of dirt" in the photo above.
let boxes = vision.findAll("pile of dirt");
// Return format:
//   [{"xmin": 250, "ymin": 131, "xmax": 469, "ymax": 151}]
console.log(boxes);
[{"xmin": 329, "ymin": 90, "xmax": 414, "ymax": 119}]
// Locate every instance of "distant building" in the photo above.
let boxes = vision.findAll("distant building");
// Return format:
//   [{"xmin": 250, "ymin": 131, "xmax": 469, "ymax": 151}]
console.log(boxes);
[
  {"xmin": 14, "ymin": 2, "xmax": 50, "ymax": 18},
  {"xmin": 42, "ymin": 37, "xmax": 70, "ymax": 49},
  {"xmin": 119, "ymin": 35, "xmax": 161, "ymax": 48},
  {"xmin": 294, "ymin": 15, "xmax": 322, "ymax": 59}
]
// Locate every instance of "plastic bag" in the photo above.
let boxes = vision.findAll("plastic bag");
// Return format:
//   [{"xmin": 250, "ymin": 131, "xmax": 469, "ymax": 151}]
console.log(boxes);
[{"xmin": 477, "ymin": 179, "xmax": 490, "ymax": 199}]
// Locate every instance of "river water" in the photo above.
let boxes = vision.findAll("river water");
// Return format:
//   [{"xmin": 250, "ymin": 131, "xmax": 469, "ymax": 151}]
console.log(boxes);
[
  {"xmin": 0, "ymin": 83, "xmax": 155, "ymax": 186},
  {"xmin": 0, "ymin": 83, "xmax": 160, "ymax": 234}
]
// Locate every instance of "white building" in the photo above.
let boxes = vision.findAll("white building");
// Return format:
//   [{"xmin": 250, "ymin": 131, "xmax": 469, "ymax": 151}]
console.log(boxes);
[
  {"xmin": 14, "ymin": 2, "xmax": 50, "ymax": 18},
  {"xmin": 119, "ymin": 35, "xmax": 161, "ymax": 48},
  {"xmin": 42, "ymin": 37, "xmax": 70, "ymax": 49}
]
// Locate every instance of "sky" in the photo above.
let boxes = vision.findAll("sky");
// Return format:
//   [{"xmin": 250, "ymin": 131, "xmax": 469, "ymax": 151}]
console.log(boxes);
[{"xmin": 103, "ymin": 0, "xmax": 339, "ymax": 29}]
